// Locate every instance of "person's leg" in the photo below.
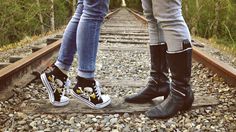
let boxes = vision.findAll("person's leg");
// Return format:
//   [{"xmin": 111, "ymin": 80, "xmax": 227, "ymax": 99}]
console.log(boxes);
[
  {"xmin": 146, "ymin": 0, "xmax": 194, "ymax": 119},
  {"xmin": 125, "ymin": 0, "xmax": 170, "ymax": 103},
  {"xmin": 71, "ymin": 0, "xmax": 111, "ymax": 109},
  {"xmin": 76, "ymin": 0, "xmax": 109, "ymax": 79},
  {"xmin": 40, "ymin": 1, "xmax": 84, "ymax": 107},
  {"xmin": 144, "ymin": 0, "xmax": 164, "ymax": 45},
  {"xmin": 152, "ymin": 0, "xmax": 191, "ymax": 52},
  {"xmin": 55, "ymin": 0, "xmax": 84, "ymax": 72}
]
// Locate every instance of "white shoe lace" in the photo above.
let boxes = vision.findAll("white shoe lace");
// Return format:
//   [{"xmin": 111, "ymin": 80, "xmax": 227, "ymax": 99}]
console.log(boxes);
[
  {"xmin": 63, "ymin": 79, "xmax": 71, "ymax": 95},
  {"xmin": 94, "ymin": 81, "xmax": 102, "ymax": 99}
]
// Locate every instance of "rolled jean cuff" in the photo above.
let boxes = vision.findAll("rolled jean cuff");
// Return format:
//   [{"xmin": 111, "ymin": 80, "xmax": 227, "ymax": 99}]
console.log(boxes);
[
  {"xmin": 78, "ymin": 70, "xmax": 95, "ymax": 79},
  {"xmin": 55, "ymin": 61, "xmax": 70, "ymax": 71}
]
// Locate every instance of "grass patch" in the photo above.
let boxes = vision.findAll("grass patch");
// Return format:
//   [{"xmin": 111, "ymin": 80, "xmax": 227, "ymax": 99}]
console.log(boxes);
[
  {"xmin": 193, "ymin": 36, "xmax": 236, "ymax": 57},
  {"xmin": 0, "ymin": 28, "xmax": 65, "ymax": 52}
]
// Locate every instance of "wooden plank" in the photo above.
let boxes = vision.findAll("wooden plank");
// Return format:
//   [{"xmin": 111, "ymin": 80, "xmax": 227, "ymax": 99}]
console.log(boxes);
[
  {"xmin": 99, "ymin": 80, "xmax": 146, "ymax": 87},
  {"xmin": 20, "ymin": 96, "xmax": 218, "ymax": 114},
  {"xmin": 101, "ymin": 29, "xmax": 148, "ymax": 33},
  {"xmin": 0, "ymin": 62, "xmax": 11, "ymax": 69},
  {"xmin": 100, "ymin": 35, "xmax": 149, "ymax": 40},
  {"xmin": 101, "ymin": 32, "xmax": 148, "ymax": 36},
  {"xmin": 99, "ymin": 46, "xmax": 148, "ymax": 52},
  {"xmin": 100, "ymin": 39, "xmax": 148, "ymax": 44}
]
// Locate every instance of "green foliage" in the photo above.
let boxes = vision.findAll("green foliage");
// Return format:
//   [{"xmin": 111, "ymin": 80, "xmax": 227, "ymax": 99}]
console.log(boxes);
[
  {"xmin": 0, "ymin": 0, "xmax": 71, "ymax": 47},
  {"xmin": 125, "ymin": 0, "xmax": 142, "ymax": 12},
  {"xmin": 0, "ymin": 0, "xmax": 123, "ymax": 47},
  {"xmin": 125, "ymin": 0, "xmax": 235, "ymax": 47},
  {"xmin": 109, "ymin": 0, "xmax": 122, "ymax": 9},
  {"xmin": 1, "ymin": 0, "xmax": 235, "ymax": 49},
  {"xmin": 54, "ymin": 0, "xmax": 71, "ymax": 28},
  {"xmin": 183, "ymin": 0, "xmax": 236, "ymax": 45}
]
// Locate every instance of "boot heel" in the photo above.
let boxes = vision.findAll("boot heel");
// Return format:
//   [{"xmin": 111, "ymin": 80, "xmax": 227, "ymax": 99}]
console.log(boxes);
[
  {"xmin": 163, "ymin": 84, "xmax": 170, "ymax": 100},
  {"xmin": 182, "ymin": 102, "xmax": 192, "ymax": 111},
  {"xmin": 164, "ymin": 94, "xmax": 168, "ymax": 100},
  {"xmin": 182, "ymin": 95, "xmax": 194, "ymax": 111}
]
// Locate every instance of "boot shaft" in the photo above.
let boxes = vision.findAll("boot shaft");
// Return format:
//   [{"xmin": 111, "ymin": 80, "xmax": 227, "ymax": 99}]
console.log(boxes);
[
  {"xmin": 149, "ymin": 43, "xmax": 169, "ymax": 83},
  {"xmin": 166, "ymin": 40, "xmax": 192, "ymax": 96}
]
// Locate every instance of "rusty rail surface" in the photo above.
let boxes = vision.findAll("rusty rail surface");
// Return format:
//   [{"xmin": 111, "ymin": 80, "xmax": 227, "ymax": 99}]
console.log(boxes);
[
  {"xmin": 0, "ymin": 8, "xmax": 121, "ymax": 101},
  {"xmin": 127, "ymin": 8, "xmax": 236, "ymax": 86}
]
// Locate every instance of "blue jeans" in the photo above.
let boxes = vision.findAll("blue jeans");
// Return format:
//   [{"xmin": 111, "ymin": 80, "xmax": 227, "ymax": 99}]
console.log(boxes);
[{"xmin": 55, "ymin": 0, "xmax": 109, "ymax": 78}]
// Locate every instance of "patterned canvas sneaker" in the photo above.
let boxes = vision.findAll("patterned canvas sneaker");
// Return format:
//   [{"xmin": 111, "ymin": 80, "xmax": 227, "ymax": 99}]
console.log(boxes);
[
  {"xmin": 71, "ymin": 76, "xmax": 111, "ymax": 109},
  {"xmin": 40, "ymin": 65, "xmax": 71, "ymax": 107}
]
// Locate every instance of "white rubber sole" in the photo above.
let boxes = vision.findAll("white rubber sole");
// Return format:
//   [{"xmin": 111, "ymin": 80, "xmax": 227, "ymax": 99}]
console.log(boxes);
[
  {"xmin": 71, "ymin": 89, "xmax": 111, "ymax": 109},
  {"xmin": 40, "ymin": 73, "xmax": 69, "ymax": 107}
]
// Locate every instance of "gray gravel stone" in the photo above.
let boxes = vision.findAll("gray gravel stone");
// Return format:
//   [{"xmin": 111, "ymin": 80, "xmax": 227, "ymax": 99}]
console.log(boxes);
[
  {"xmin": 110, "ymin": 118, "xmax": 118, "ymax": 125},
  {"xmin": 92, "ymin": 118, "xmax": 98, "ymax": 123},
  {"xmin": 123, "ymin": 125, "xmax": 131, "ymax": 132}
]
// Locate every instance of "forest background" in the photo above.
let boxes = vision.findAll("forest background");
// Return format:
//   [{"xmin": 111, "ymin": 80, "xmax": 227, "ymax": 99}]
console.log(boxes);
[{"xmin": 0, "ymin": 0, "xmax": 235, "ymax": 52}]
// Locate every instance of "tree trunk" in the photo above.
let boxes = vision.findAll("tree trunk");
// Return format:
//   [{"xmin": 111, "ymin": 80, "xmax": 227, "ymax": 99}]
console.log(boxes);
[
  {"xmin": 196, "ymin": 0, "xmax": 199, "ymax": 10},
  {"xmin": 50, "ymin": 0, "xmax": 55, "ymax": 31},
  {"xmin": 184, "ymin": 0, "xmax": 189, "ymax": 19},
  {"xmin": 193, "ymin": 0, "xmax": 200, "ymax": 36},
  {"xmin": 72, "ymin": 0, "xmax": 76, "ymax": 14},
  {"xmin": 213, "ymin": 1, "xmax": 220, "ymax": 37},
  {"xmin": 36, "ymin": 0, "xmax": 45, "ymax": 33}
]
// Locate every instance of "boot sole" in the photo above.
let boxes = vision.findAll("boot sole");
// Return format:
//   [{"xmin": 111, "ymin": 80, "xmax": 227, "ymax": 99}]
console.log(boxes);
[
  {"xmin": 146, "ymin": 105, "xmax": 193, "ymax": 120},
  {"xmin": 146, "ymin": 95, "xmax": 194, "ymax": 119},
  {"xmin": 40, "ymin": 73, "xmax": 69, "ymax": 107},
  {"xmin": 125, "ymin": 98, "xmax": 153, "ymax": 104}
]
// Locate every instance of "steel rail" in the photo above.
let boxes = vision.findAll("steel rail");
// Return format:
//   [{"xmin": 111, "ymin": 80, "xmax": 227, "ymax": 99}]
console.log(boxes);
[
  {"xmin": 127, "ymin": 8, "xmax": 236, "ymax": 86},
  {"xmin": 0, "ymin": 8, "xmax": 121, "ymax": 101}
]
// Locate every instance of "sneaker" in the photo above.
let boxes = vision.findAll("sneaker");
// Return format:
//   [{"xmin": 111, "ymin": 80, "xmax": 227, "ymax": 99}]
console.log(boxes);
[
  {"xmin": 71, "ymin": 76, "xmax": 111, "ymax": 109},
  {"xmin": 40, "ymin": 65, "xmax": 71, "ymax": 107}
]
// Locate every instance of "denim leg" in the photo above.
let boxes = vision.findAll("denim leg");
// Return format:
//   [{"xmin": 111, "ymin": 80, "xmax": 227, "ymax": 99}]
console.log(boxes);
[
  {"xmin": 76, "ymin": 0, "xmax": 109, "ymax": 78},
  {"xmin": 141, "ymin": 0, "xmax": 164, "ymax": 45},
  {"xmin": 55, "ymin": 1, "xmax": 84, "ymax": 71},
  {"xmin": 152, "ymin": 0, "xmax": 191, "ymax": 52}
]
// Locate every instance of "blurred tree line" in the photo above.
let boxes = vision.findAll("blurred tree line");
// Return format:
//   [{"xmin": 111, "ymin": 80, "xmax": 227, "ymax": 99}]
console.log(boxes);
[
  {"xmin": 126, "ymin": 0, "xmax": 236, "ymax": 48},
  {"xmin": 125, "ymin": 0, "xmax": 142, "ymax": 11},
  {"xmin": 110, "ymin": 0, "xmax": 122, "ymax": 9},
  {"xmin": 183, "ymin": 0, "xmax": 236, "ymax": 47},
  {"xmin": 0, "ymin": 0, "xmax": 72, "ymax": 46},
  {"xmin": 0, "ymin": 0, "xmax": 122, "ymax": 47},
  {"xmin": 1, "ymin": 0, "xmax": 234, "ymax": 49}
]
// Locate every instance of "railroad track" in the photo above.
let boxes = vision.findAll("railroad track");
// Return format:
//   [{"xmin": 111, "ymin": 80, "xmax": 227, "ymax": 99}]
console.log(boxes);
[
  {"xmin": 0, "ymin": 9, "xmax": 121, "ymax": 101},
  {"xmin": 1, "ymin": 8, "xmax": 235, "ymax": 131},
  {"xmin": 127, "ymin": 8, "xmax": 236, "ymax": 87},
  {"xmin": 0, "ymin": 7, "xmax": 234, "ymax": 103},
  {"xmin": 2, "ymin": 7, "xmax": 235, "ymax": 101}
]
